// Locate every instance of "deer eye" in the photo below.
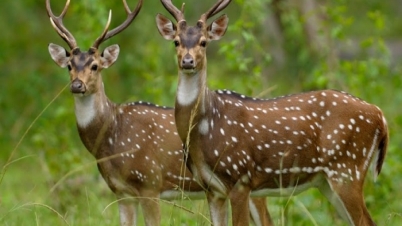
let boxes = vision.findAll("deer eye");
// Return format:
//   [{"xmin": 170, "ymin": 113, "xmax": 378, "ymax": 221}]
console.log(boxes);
[
  {"xmin": 174, "ymin": 40, "xmax": 180, "ymax": 47},
  {"xmin": 91, "ymin": 64, "xmax": 98, "ymax": 71},
  {"xmin": 67, "ymin": 64, "xmax": 72, "ymax": 71},
  {"xmin": 200, "ymin": 40, "xmax": 207, "ymax": 47}
]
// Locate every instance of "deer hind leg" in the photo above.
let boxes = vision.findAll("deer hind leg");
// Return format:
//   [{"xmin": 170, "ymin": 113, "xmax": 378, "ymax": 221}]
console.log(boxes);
[
  {"xmin": 207, "ymin": 191, "xmax": 229, "ymax": 226},
  {"xmin": 249, "ymin": 197, "xmax": 274, "ymax": 226},
  {"xmin": 318, "ymin": 178, "xmax": 375, "ymax": 226},
  {"xmin": 117, "ymin": 196, "xmax": 139, "ymax": 226}
]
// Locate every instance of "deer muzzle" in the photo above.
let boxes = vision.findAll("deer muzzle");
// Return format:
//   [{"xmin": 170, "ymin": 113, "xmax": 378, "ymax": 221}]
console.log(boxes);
[
  {"xmin": 181, "ymin": 53, "xmax": 195, "ymax": 70},
  {"xmin": 70, "ymin": 79, "xmax": 86, "ymax": 94}
]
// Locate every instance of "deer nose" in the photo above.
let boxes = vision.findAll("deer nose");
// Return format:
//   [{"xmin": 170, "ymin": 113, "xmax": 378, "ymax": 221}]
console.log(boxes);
[
  {"xmin": 70, "ymin": 79, "xmax": 86, "ymax": 94},
  {"xmin": 182, "ymin": 54, "xmax": 195, "ymax": 69}
]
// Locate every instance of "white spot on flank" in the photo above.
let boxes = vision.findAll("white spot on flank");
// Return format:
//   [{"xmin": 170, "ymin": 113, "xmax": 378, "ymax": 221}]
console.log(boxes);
[
  {"xmin": 355, "ymin": 165, "xmax": 361, "ymax": 180},
  {"xmin": 199, "ymin": 118, "xmax": 209, "ymax": 135},
  {"xmin": 289, "ymin": 167, "xmax": 301, "ymax": 173},
  {"xmin": 233, "ymin": 164, "xmax": 238, "ymax": 171},
  {"xmin": 264, "ymin": 168, "xmax": 272, "ymax": 173}
]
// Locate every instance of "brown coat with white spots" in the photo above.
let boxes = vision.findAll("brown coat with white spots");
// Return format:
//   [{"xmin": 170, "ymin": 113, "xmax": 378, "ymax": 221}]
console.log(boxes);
[{"xmin": 47, "ymin": 0, "xmax": 270, "ymax": 225}]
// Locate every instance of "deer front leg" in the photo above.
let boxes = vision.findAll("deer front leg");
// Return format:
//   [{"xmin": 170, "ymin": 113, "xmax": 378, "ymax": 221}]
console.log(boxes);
[
  {"xmin": 249, "ymin": 197, "xmax": 273, "ymax": 226},
  {"xmin": 117, "ymin": 196, "xmax": 138, "ymax": 226},
  {"xmin": 139, "ymin": 189, "xmax": 161, "ymax": 226},
  {"xmin": 207, "ymin": 191, "xmax": 229, "ymax": 226},
  {"xmin": 229, "ymin": 181, "xmax": 251, "ymax": 226}
]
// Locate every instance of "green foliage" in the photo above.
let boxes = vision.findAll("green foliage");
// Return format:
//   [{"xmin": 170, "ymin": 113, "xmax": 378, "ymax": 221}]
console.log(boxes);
[
  {"xmin": 1, "ymin": 0, "xmax": 401, "ymax": 225},
  {"xmin": 217, "ymin": 0, "xmax": 272, "ymax": 96}
]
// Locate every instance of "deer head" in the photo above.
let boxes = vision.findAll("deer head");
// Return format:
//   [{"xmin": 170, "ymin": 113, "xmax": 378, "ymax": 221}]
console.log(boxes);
[
  {"xmin": 156, "ymin": 0, "xmax": 230, "ymax": 75},
  {"xmin": 47, "ymin": 0, "xmax": 142, "ymax": 96}
]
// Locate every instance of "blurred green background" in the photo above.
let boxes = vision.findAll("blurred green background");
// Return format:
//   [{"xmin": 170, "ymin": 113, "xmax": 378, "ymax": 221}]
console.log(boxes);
[{"xmin": 1, "ymin": 0, "xmax": 401, "ymax": 225}]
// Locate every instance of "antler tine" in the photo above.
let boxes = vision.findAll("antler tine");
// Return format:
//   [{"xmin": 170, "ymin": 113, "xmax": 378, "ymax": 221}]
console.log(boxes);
[
  {"xmin": 200, "ymin": 0, "xmax": 232, "ymax": 22},
  {"xmin": 46, "ymin": 0, "xmax": 77, "ymax": 49},
  {"xmin": 208, "ymin": 0, "xmax": 232, "ymax": 18},
  {"xmin": 92, "ymin": 10, "xmax": 112, "ymax": 49},
  {"xmin": 160, "ymin": 0, "xmax": 185, "ymax": 22},
  {"xmin": 92, "ymin": 0, "xmax": 143, "ymax": 49}
]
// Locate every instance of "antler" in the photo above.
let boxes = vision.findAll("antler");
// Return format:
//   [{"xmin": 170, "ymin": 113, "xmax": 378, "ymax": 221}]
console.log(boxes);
[
  {"xmin": 160, "ymin": 0, "xmax": 185, "ymax": 22},
  {"xmin": 92, "ymin": 0, "xmax": 143, "ymax": 49},
  {"xmin": 46, "ymin": 0, "xmax": 77, "ymax": 49},
  {"xmin": 200, "ymin": 0, "xmax": 232, "ymax": 22}
]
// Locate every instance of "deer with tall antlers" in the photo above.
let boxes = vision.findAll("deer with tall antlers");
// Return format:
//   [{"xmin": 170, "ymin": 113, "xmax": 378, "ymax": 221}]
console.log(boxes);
[
  {"xmin": 46, "ymin": 0, "xmax": 272, "ymax": 225},
  {"xmin": 156, "ymin": 0, "xmax": 388, "ymax": 225}
]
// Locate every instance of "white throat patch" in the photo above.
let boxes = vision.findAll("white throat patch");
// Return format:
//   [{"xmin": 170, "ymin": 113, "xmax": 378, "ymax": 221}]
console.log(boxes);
[
  {"xmin": 74, "ymin": 94, "xmax": 97, "ymax": 128},
  {"xmin": 176, "ymin": 72, "xmax": 200, "ymax": 106}
]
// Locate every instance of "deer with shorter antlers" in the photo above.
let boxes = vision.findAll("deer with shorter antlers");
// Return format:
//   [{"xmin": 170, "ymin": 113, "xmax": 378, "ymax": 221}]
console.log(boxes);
[
  {"xmin": 46, "ymin": 0, "xmax": 272, "ymax": 225},
  {"xmin": 156, "ymin": 0, "xmax": 388, "ymax": 225}
]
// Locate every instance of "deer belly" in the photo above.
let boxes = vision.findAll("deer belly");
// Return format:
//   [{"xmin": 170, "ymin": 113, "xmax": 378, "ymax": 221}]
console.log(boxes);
[
  {"xmin": 251, "ymin": 173, "xmax": 325, "ymax": 197},
  {"xmin": 160, "ymin": 190, "xmax": 205, "ymax": 200}
]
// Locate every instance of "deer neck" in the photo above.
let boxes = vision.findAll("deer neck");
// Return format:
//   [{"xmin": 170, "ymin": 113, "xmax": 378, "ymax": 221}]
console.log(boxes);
[
  {"xmin": 175, "ymin": 65, "xmax": 211, "ymax": 143},
  {"xmin": 73, "ymin": 80, "xmax": 116, "ymax": 156}
]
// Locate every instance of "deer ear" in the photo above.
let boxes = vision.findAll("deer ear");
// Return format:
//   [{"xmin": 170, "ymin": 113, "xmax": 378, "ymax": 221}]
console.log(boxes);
[
  {"xmin": 207, "ymin": 14, "xmax": 229, "ymax": 41},
  {"xmin": 155, "ymin": 13, "xmax": 177, "ymax": 40},
  {"xmin": 101, "ymin": 44, "xmax": 120, "ymax": 68},
  {"xmin": 48, "ymin": 43, "xmax": 70, "ymax": 68}
]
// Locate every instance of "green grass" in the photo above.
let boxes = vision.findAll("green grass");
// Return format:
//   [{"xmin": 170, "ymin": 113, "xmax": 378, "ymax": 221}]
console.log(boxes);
[
  {"xmin": 1, "ymin": 155, "xmax": 400, "ymax": 225},
  {"xmin": 0, "ymin": 158, "xmax": 210, "ymax": 226}
]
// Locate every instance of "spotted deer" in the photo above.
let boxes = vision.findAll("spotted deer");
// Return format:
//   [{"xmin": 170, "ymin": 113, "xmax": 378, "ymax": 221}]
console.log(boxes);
[
  {"xmin": 156, "ymin": 0, "xmax": 389, "ymax": 225},
  {"xmin": 46, "ymin": 0, "xmax": 271, "ymax": 225}
]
